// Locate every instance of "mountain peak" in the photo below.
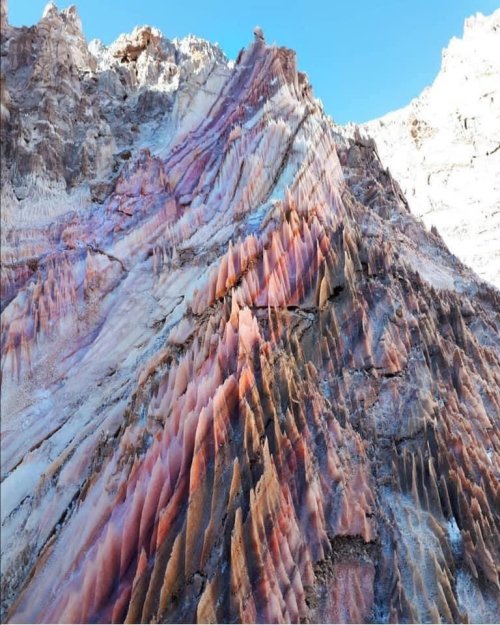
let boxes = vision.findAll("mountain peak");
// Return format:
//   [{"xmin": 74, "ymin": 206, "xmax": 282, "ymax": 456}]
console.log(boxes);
[
  {"xmin": 362, "ymin": 8, "xmax": 500, "ymax": 287},
  {"xmin": 1, "ymin": 6, "xmax": 499, "ymax": 625}
]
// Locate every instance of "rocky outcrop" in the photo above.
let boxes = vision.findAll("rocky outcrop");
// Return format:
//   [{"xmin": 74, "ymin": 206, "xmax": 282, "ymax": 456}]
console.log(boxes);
[
  {"xmin": 0, "ymin": 0, "xmax": 228, "ymax": 223},
  {"xmin": 361, "ymin": 10, "xmax": 500, "ymax": 287},
  {"xmin": 1, "ymin": 4, "xmax": 499, "ymax": 624},
  {"xmin": 0, "ymin": 0, "xmax": 229, "ymax": 314}
]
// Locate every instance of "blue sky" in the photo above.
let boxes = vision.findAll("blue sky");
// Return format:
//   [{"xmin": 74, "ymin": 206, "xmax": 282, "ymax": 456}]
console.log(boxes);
[{"xmin": 8, "ymin": 1, "xmax": 499, "ymax": 124}]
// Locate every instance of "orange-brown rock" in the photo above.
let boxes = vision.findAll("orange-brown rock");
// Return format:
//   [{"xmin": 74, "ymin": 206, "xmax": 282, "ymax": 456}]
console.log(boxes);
[{"xmin": 1, "ymin": 4, "xmax": 499, "ymax": 624}]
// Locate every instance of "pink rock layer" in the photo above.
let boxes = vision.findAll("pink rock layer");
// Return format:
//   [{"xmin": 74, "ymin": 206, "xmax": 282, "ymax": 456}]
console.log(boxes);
[{"xmin": 1, "ymin": 6, "xmax": 499, "ymax": 625}]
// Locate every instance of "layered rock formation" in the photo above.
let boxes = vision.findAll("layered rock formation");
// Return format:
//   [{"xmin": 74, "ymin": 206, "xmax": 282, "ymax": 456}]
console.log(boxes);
[
  {"xmin": 0, "ymin": 0, "xmax": 228, "ymax": 229},
  {"xmin": 361, "ymin": 9, "xmax": 500, "ymax": 287},
  {"xmin": 1, "ymin": 3, "xmax": 499, "ymax": 624}
]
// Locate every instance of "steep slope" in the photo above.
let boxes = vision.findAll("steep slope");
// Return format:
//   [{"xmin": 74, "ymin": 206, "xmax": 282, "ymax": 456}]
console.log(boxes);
[
  {"xmin": 361, "ymin": 10, "xmax": 500, "ymax": 287},
  {"xmin": 0, "ymin": 0, "xmax": 229, "ymax": 243},
  {"xmin": 1, "ymin": 4, "xmax": 500, "ymax": 624}
]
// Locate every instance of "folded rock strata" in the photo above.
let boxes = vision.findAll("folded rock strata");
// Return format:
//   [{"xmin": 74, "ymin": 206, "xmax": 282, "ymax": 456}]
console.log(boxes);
[{"xmin": 1, "ymin": 3, "xmax": 499, "ymax": 624}]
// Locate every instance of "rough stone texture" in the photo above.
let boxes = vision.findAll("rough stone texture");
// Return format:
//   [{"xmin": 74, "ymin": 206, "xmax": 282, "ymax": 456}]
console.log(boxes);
[
  {"xmin": 0, "ymin": 0, "xmax": 229, "ymax": 227},
  {"xmin": 1, "ymin": 4, "xmax": 499, "ymax": 624},
  {"xmin": 360, "ymin": 10, "xmax": 500, "ymax": 287}
]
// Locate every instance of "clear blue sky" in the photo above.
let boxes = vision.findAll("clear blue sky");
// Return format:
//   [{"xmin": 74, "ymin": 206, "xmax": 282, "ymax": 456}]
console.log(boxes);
[{"xmin": 8, "ymin": 1, "xmax": 499, "ymax": 124}]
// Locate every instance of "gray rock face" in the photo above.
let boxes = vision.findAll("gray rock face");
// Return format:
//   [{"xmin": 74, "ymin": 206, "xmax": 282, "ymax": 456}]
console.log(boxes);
[
  {"xmin": 0, "ymin": 1, "xmax": 229, "ymax": 223},
  {"xmin": 0, "ymin": 1, "xmax": 230, "ymax": 312},
  {"xmin": 360, "ymin": 10, "xmax": 500, "ymax": 287}
]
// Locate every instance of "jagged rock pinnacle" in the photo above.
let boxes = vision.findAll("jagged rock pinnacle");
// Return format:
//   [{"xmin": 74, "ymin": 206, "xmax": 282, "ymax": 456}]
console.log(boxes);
[
  {"xmin": 360, "ymin": 9, "xmax": 500, "ymax": 287},
  {"xmin": 1, "ymin": 6, "xmax": 499, "ymax": 625},
  {"xmin": 42, "ymin": 1, "xmax": 58, "ymax": 18},
  {"xmin": 253, "ymin": 25, "xmax": 265, "ymax": 41}
]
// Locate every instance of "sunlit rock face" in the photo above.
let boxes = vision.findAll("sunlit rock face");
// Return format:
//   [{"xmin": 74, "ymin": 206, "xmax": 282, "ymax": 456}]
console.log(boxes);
[
  {"xmin": 1, "ymin": 4, "xmax": 500, "ymax": 624},
  {"xmin": 360, "ymin": 9, "xmax": 500, "ymax": 287},
  {"xmin": 0, "ymin": 0, "xmax": 228, "ymax": 231}
]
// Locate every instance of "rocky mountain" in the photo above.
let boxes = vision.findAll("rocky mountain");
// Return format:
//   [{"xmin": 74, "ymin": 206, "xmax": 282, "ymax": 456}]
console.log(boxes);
[
  {"xmin": 1, "ymin": 3, "xmax": 499, "ymax": 624},
  {"xmin": 0, "ymin": 1, "xmax": 228, "ymax": 230},
  {"xmin": 361, "ymin": 9, "xmax": 500, "ymax": 287}
]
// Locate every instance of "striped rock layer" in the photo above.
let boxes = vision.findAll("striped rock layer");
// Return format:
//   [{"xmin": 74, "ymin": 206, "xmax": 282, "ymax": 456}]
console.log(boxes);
[{"xmin": 1, "ymin": 5, "xmax": 500, "ymax": 624}]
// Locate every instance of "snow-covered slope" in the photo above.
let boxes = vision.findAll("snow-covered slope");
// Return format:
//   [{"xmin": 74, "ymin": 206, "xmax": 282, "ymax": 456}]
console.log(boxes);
[{"xmin": 362, "ymin": 10, "xmax": 500, "ymax": 287}]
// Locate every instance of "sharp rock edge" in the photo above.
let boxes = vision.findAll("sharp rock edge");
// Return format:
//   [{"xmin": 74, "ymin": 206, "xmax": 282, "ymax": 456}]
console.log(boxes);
[
  {"xmin": 357, "ymin": 9, "xmax": 500, "ymax": 288},
  {"xmin": 1, "ymin": 2, "xmax": 499, "ymax": 624}
]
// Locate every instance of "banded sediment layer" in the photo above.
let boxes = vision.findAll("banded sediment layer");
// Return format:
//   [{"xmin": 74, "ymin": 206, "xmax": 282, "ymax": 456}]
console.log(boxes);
[{"xmin": 1, "ymin": 3, "xmax": 499, "ymax": 623}]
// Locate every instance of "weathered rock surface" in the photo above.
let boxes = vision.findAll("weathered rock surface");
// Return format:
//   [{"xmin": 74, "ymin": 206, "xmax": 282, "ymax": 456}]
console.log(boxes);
[
  {"xmin": 361, "ymin": 10, "xmax": 500, "ymax": 287},
  {"xmin": 1, "ymin": 3, "xmax": 499, "ymax": 624},
  {"xmin": 0, "ymin": 0, "xmax": 228, "ymax": 225}
]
